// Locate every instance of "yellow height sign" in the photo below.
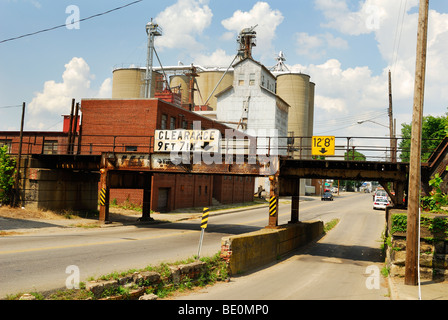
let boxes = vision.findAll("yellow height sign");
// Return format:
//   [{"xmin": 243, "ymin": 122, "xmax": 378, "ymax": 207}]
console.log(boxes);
[{"xmin": 312, "ymin": 136, "xmax": 335, "ymax": 156}]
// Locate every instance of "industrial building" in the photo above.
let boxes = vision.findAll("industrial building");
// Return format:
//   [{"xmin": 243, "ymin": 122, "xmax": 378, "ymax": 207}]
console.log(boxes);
[
  {"xmin": 0, "ymin": 23, "xmax": 317, "ymax": 213},
  {"xmin": 110, "ymin": 26, "xmax": 316, "ymax": 195}
]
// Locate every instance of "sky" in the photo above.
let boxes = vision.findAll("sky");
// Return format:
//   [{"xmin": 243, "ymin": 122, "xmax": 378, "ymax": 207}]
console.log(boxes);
[{"xmin": 0, "ymin": 0, "xmax": 447, "ymax": 142}]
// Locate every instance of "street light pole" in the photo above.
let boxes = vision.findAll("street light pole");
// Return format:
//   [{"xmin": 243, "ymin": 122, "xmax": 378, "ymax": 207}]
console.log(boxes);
[{"xmin": 405, "ymin": 0, "xmax": 429, "ymax": 286}]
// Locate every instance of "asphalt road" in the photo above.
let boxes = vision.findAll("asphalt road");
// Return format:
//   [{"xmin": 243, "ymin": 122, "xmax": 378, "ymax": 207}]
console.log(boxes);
[
  {"xmin": 0, "ymin": 192, "xmax": 387, "ymax": 299},
  {"xmin": 174, "ymin": 192, "xmax": 390, "ymax": 300}
]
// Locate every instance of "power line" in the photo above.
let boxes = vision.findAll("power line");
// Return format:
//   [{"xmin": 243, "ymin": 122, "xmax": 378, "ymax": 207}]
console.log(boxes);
[
  {"xmin": 0, "ymin": 104, "xmax": 22, "ymax": 109},
  {"xmin": 0, "ymin": 0, "xmax": 143, "ymax": 44}
]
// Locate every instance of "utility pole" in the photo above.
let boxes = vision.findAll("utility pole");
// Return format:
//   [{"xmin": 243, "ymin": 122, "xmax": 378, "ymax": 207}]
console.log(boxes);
[
  {"xmin": 14, "ymin": 102, "xmax": 26, "ymax": 207},
  {"xmin": 388, "ymin": 70, "xmax": 396, "ymax": 162},
  {"xmin": 405, "ymin": 0, "xmax": 429, "ymax": 286}
]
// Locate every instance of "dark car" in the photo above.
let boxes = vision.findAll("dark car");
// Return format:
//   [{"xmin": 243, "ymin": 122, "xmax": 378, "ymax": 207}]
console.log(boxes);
[{"xmin": 321, "ymin": 191, "xmax": 334, "ymax": 201}]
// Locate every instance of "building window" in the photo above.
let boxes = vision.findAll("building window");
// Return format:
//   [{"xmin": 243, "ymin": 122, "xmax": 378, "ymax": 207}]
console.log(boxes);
[
  {"xmin": 161, "ymin": 114, "xmax": 167, "ymax": 129},
  {"xmin": 0, "ymin": 139, "xmax": 12, "ymax": 153},
  {"xmin": 249, "ymin": 73, "xmax": 255, "ymax": 86},
  {"xmin": 43, "ymin": 140, "xmax": 58, "ymax": 154},
  {"xmin": 125, "ymin": 146, "xmax": 137, "ymax": 152},
  {"xmin": 170, "ymin": 117, "xmax": 176, "ymax": 130},
  {"xmin": 182, "ymin": 119, "xmax": 187, "ymax": 129},
  {"xmin": 238, "ymin": 74, "xmax": 245, "ymax": 86}
]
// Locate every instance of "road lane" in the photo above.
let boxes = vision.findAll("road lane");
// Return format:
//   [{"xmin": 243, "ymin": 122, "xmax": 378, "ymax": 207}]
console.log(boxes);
[
  {"xmin": 174, "ymin": 192, "xmax": 389, "ymax": 300},
  {"xmin": 0, "ymin": 192, "xmax": 378, "ymax": 298}
]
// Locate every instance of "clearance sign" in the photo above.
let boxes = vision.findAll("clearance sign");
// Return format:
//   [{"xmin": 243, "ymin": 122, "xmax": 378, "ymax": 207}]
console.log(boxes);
[{"xmin": 154, "ymin": 129, "xmax": 221, "ymax": 153}]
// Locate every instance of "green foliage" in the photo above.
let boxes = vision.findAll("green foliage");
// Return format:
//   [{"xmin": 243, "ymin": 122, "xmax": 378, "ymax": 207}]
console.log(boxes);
[
  {"xmin": 390, "ymin": 213, "xmax": 448, "ymax": 238},
  {"xmin": 399, "ymin": 112, "xmax": 448, "ymax": 162},
  {"xmin": 391, "ymin": 213, "xmax": 408, "ymax": 234},
  {"xmin": 344, "ymin": 150, "xmax": 366, "ymax": 161},
  {"xmin": 0, "ymin": 145, "xmax": 16, "ymax": 204},
  {"xmin": 421, "ymin": 173, "xmax": 448, "ymax": 212}
]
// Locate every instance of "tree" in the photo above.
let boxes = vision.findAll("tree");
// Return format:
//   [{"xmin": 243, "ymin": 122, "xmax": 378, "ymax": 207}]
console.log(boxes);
[
  {"xmin": 399, "ymin": 112, "xmax": 448, "ymax": 162},
  {"xmin": 343, "ymin": 149, "xmax": 366, "ymax": 191},
  {"xmin": 344, "ymin": 149, "xmax": 366, "ymax": 161},
  {"xmin": 0, "ymin": 145, "xmax": 16, "ymax": 205}
]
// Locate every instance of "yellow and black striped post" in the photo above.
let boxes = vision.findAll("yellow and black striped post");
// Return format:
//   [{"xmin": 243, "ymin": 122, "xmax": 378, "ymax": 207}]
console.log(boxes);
[
  {"xmin": 269, "ymin": 196, "xmax": 277, "ymax": 217},
  {"xmin": 99, "ymin": 168, "xmax": 110, "ymax": 223},
  {"xmin": 268, "ymin": 174, "xmax": 279, "ymax": 228},
  {"xmin": 201, "ymin": 207, "xmax": 209, "ymax": 229},
  {"xmin": 197, "ymin": 208, "xmax": 209, "ymax": 259},
  {"xmin": 99, "ymin": 188, "xmax": 107, "ymax": 206}
]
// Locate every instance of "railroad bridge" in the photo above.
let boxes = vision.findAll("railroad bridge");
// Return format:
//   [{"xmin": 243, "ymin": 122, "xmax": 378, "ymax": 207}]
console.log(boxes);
[
  {"xmin": 93, "ymin": 152, "xmax": 410, "ymax": 228},
  {"xmin": 14, "ymin": 134, "xmax": 448, "ymax": 228}
]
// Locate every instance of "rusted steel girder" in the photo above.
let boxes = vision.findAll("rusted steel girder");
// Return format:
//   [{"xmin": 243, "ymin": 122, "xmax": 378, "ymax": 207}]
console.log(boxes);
[
  {"xmin": 101, "ymin": 152, "xmax": 276, "ymax": 176},
  {"xmin": 279, "ymin": 159, "xmax": 409, "ymax": 182}
]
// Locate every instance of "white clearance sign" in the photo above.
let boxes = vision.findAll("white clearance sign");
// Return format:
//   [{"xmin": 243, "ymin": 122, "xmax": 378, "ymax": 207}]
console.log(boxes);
[{"xmin": 154, "ymin": 129, "xmax": 221, "ymax": 152}]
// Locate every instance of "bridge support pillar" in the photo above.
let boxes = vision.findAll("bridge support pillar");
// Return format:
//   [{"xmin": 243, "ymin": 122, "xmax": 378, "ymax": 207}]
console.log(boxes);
[
  {"xmin": 140, "ymin": 175, "xmax": 153, "ymax": 221},
  {"xmin": 290, "ymin": 196, "xmax": 300, "ymax": 224},
  {"xmin": 99, "ymin": 168, "xmax": 110, "ymax": 223}
]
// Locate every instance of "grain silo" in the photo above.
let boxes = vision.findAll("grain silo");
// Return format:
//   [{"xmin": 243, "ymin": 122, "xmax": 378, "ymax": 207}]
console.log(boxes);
[
  {"xmin": 276, "ymin": 73, "xmax": 312, "ymax": 158},
  {"xmin": 308, "ymin": 81, "xmax": 315, "ymax": 138},
  {"xmin": 194, "ymin": 70, "xmax": 234, "ymax": 110},
  {"xmin": 112, "ymin": 68, "xmax": 160, "ymax": 98},
  {"xmin": 170, "ymin": 75, "xmax": 192, "ymax": 105}
]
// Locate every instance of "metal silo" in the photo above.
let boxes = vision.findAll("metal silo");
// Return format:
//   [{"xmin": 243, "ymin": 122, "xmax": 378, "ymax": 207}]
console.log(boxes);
[
  {"xmin": 112, "ymin": 68, "xmax": 159, "ymax": 98},
  {"xmin": 276, "ymin": 73, "xmax": 311, "ymax": 156},
  {"xmin": 308, "ymin": 81, "xmax": 315, "ymax": 138},
  {"xmin": 170, "ymin": 75, "xmax": 191, "ymax": 105},
  {"xmin": 194, "ymin": 71, "xmax": 234, "ymax": 110}
]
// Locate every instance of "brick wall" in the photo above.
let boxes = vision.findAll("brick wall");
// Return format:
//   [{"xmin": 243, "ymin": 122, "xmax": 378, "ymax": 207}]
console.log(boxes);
[{"xmin": 80, "ymin": 98, "xmax": 254, "ymax": 212}]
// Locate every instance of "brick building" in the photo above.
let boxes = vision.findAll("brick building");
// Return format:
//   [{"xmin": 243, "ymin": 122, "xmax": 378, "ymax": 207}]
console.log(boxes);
[
  {"xmin": 79, "ymin": 98, "xmax": 255, "ymax": 212},
  {"xmin": 0, "ymin": 98, "xmax": 255, "ymax": 212}
]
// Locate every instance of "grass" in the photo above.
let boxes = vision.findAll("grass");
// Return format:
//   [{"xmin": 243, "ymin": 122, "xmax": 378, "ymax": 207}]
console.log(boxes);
[
  {"xmin": 5, "ymin": 252, "xmax": 229, "ymax": 300},
  {"xmin": 324, "ymin": 219, "xmax": 340, "ymax": 233}
]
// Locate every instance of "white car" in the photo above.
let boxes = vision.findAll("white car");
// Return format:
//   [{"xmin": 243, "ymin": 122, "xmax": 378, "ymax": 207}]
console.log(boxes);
[{"xmin": 373, "ymin": 198, "xmax": 390, "ymax": 210}]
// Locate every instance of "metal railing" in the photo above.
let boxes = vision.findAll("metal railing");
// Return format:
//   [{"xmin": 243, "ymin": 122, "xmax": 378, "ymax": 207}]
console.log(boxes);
[{"xmin": 1, "ymin": 132, "xmax": 445, "ymax": 164}]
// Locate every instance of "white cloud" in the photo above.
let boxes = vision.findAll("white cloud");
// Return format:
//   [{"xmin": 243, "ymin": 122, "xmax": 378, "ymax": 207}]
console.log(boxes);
[
  {"xmin": 312, "ymin": 0, "xmax": 448, "ymax": 132},
  {"xmin": 192, "ymin": 49, "xmax": 236, "ymax": 67},
  {"xmin": 154, "ymin": 0, "xmax": 213, "ymax": 52},
  {"xmin": 295, "ymin": 32, "xmax": 348, "ymax": 59},
  {"xmin": 27, "ymin": 57, "xmax": 111, "ymax": 131},
  {"xmin": 289, "ymin": 58, "xmax": 390, "ymax": 136},
  {"xmin": 221, "ymin": 2, "xmax": 284, "ymax": 61}
]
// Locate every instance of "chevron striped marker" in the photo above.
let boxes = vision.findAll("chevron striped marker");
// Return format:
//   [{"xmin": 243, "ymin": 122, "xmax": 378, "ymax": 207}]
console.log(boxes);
[
  {"xmin": 99, "ymin": 188, "xmax": 107, "ymax": 206},
  {"xmin": 201, "ymin": 207, "xmax": 209, "ymax": 229},
  {"xmin": 269, "ymin": 196, "xmax": 277, "ymax": 216}
]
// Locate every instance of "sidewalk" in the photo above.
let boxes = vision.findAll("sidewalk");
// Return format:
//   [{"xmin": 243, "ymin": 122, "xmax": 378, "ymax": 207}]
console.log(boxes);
[{"xmin": 388, "ymin": 276, "xmax": 448, "ymax": 300}]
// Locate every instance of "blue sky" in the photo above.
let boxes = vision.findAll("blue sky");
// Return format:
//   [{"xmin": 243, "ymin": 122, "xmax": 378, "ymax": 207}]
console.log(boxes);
[{"xmin": 1, "ymin": 0, "xmax": 447, "ymax": 139}]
